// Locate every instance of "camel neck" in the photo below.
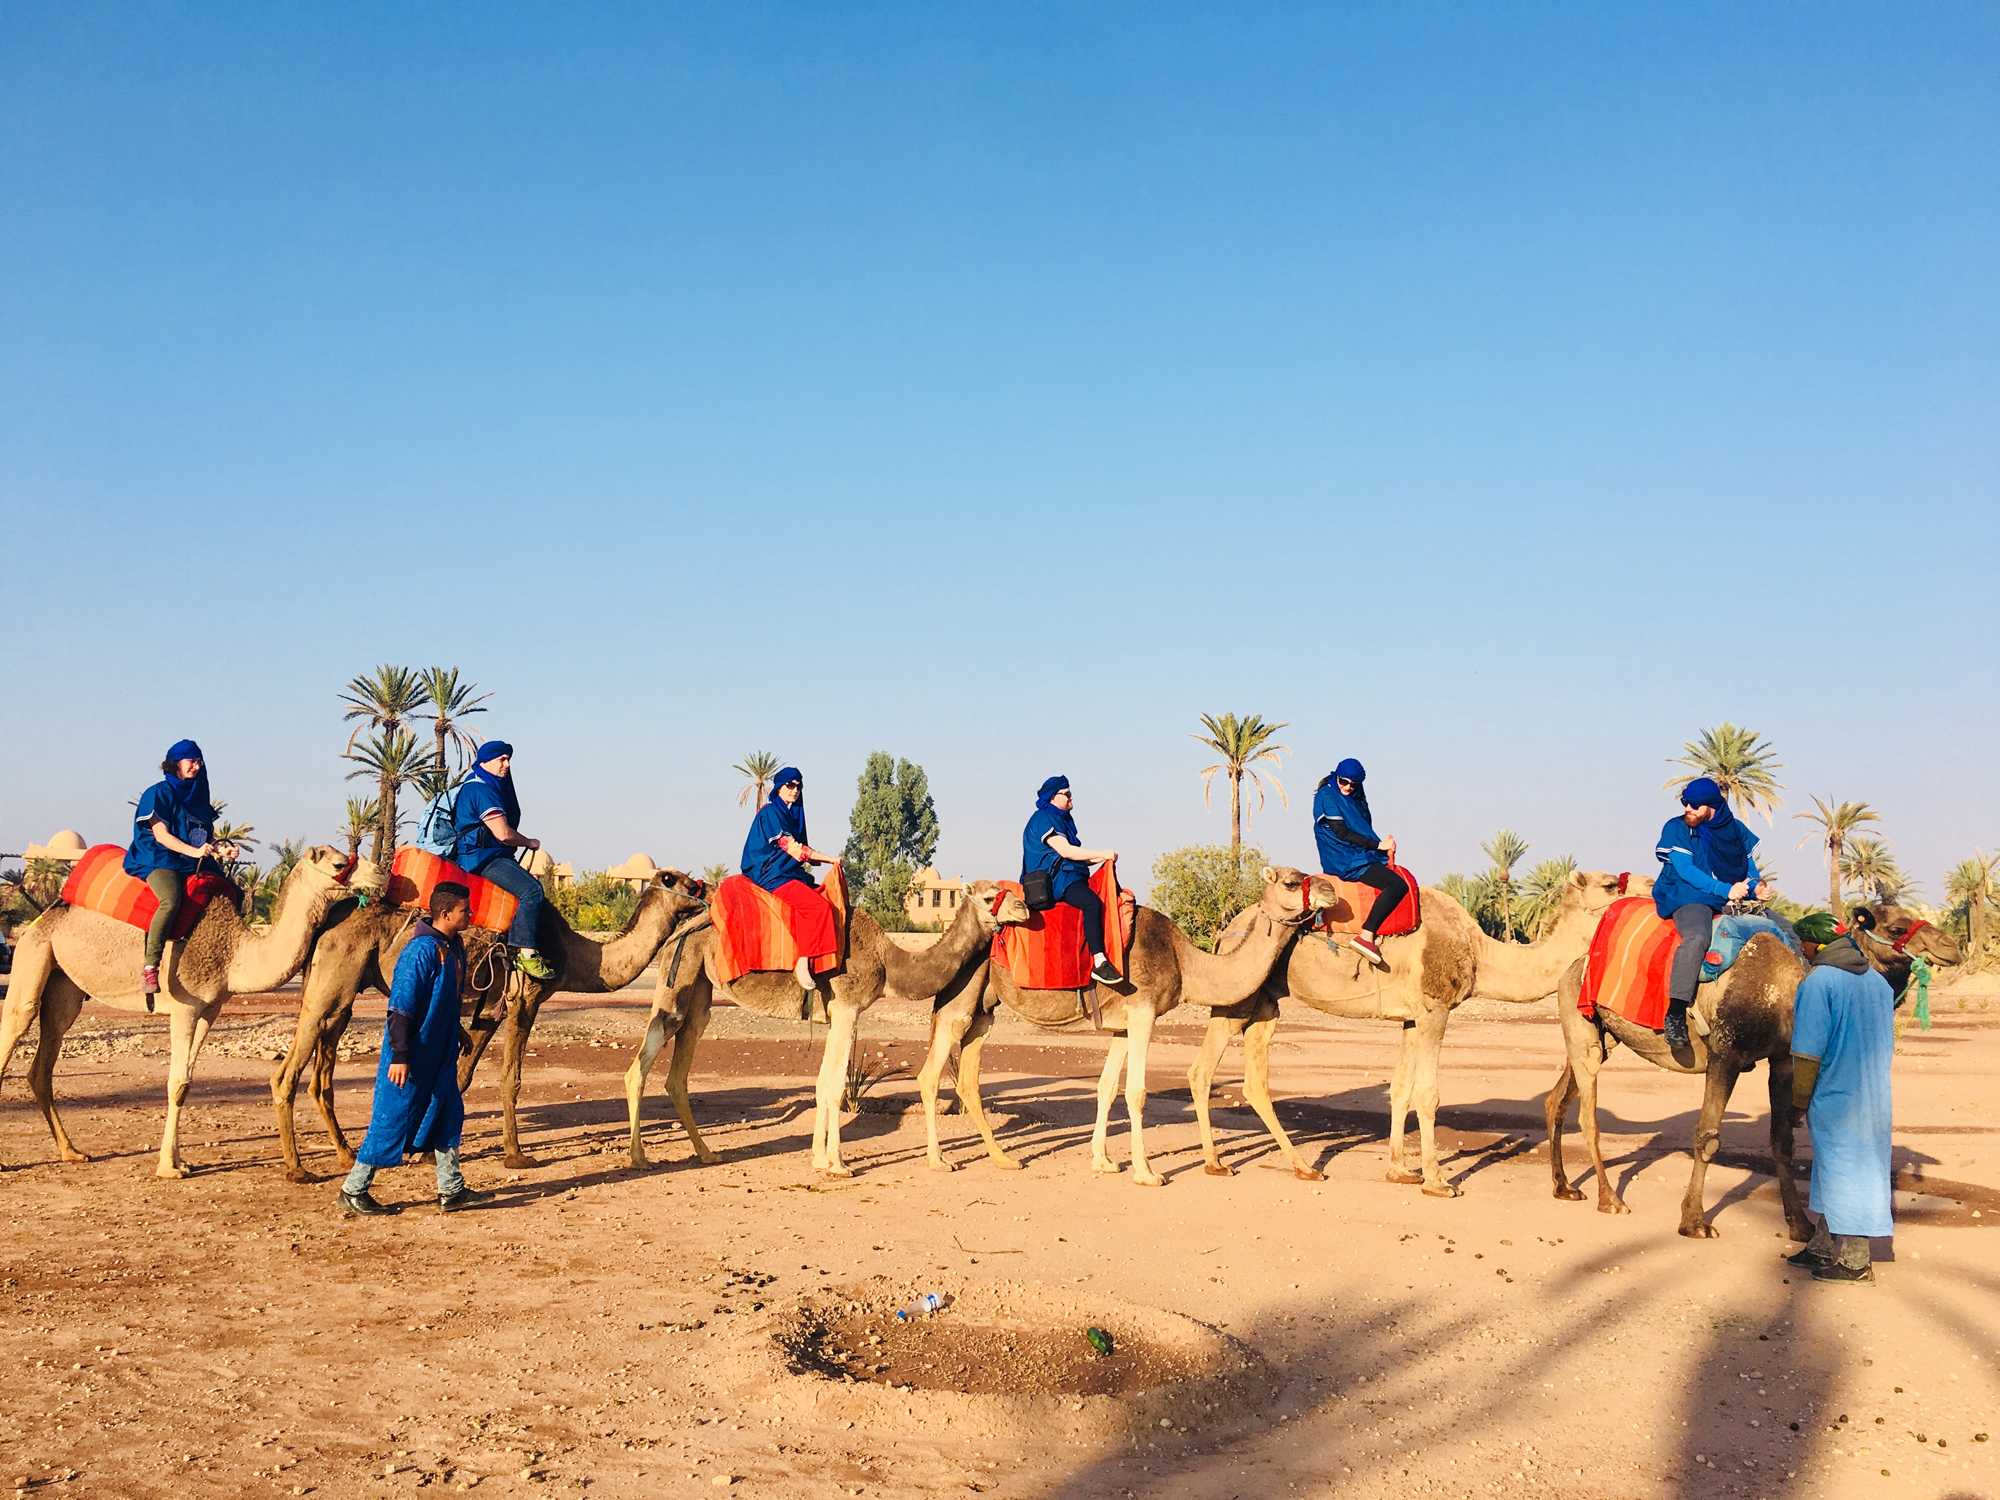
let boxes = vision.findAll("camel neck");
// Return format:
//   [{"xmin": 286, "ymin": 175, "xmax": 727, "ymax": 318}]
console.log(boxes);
[
  {"xmin": 1470, "ymin": 901, "xmax": 1600, "ymax": 1002},
  {"xmin": 1169, "ymin": 907, "xmax": 1299, "ymax": 1007},
  {"xmin": 554, "ymin": 885, "xmax": 696, "ymax": 992},
  {"xmin": 883, "ymin": 899, "xmax": 992, "ymax": 997}
]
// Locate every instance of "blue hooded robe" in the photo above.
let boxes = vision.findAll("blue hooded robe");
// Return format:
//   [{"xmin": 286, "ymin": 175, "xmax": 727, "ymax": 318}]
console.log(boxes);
[
  {"xmin": 453, "ymin": 740, "xmax": 521, "ymax": 874},
  {"xmin": 1653, "ymin": 776, "xmax": 1762, "ymax": 917},
  {"xmin": 1312, "ymin": 758, "xmax": 1386, "ymax": 881},
  {"xmin": 742, "ymin": 767, "xmax": 814, "ymax": 892},
  {"xmin": 124, "ymin": 738, "xmax": 218, "ymax": 878},
  {"xmin": 1792, "ymin": 941, "xmax": 1897, "ymax": 1238},
  {"xmin": 354, "ymin": 921, "xmax": 468, "ymax": 1166},
  {"xmin": 1021, "ymin": 774, "xmax": 1088, "ymax": 898}
]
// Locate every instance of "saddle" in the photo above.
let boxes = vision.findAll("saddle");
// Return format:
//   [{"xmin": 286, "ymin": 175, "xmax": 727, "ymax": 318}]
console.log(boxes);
[
  {"xmin": 1303, "ymin": 865, "xmax": 1422, "ymax": 940},
  {"xmin": 709, "ymin": 866, "xmax": 850, "ymax": 986},
  {"xmin": 1577, "ymin": 898, "xmax": 1803, "ymax": 1029},
  {"xmin": 61, "ymin": 846, "xmax": 241, "ymax": 939},
  {"xmin": 990, "ymin": 861, "xmax": 1133, "ymax": 990},
  {"xmin": 388, "ymin": 847, "xmax": 520, "ymax": 935}
]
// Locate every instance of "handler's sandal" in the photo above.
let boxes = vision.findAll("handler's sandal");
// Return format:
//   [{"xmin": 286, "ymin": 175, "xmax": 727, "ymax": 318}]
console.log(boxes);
[
  {"xmin": 1811, "ymin": 1261, "xmax": 1875, "ymax": 1286},
  {"xmin": 513, "ymin": 949, "xmax": 556, "ymax": 981},
  {"xmin": 1350, "ymin": 936, "xmax": 1387, "ymax": 968},
  {"xmin": 1090, "ymin": 957, "xmax": 1122, "ymax": 985},
  {"xmin": 437, "ymin": 1185, "xmax": 495, "ymax": 1214},
  {"xmin": 338, "ymin": 1189, "xmax": 396, "ymax": 1217}
]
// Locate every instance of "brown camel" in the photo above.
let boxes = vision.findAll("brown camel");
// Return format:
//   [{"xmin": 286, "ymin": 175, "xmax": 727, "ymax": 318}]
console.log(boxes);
[
  {"xmin": 0, "ymin": 847, "xmax": 365, "ymax": 1177},
  {"xmin": 1192, "ymin": 869, "xmax": 1629, "ymax": 1195},
  {"xmin": 915, "ymin": 867, "xmax": 1329, "ymax": 1186},
  {"xmin": 274, "ymin": 868, "xmax": 709, "ymax": 1175},
  {"xmin": 1544, "ymin": 903, "xmax": 1964, "ymax": 1239},
  {"xmin": 623, "ymin": 882, "xmax": 1030, "ymax": 1176}
]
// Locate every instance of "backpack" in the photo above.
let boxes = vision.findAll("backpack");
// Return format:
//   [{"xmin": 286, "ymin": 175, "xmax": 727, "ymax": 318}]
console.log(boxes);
[{"xmin": 416, "ymin": 784, "xmax": 461, "ymax": 857}]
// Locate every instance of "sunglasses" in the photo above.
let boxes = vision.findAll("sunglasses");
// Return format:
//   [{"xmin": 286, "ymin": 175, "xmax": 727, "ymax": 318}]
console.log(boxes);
[{"xmin": 1336, "ymin": 778, "xmax": 1356, "ymax": 790}]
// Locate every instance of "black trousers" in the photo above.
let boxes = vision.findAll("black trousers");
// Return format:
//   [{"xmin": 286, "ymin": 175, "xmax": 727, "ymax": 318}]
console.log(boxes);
[
  {"xmin": 1058, "ymin": 883, "xmax": 1107, "ymax": 956},
  {"xmin": 1667, "ymin": 903, "xmax": 1715, "ymax": 1007},
  {"xmin": 1351, "ymin": 863, "xmax": 1409, "ymax": 934}
]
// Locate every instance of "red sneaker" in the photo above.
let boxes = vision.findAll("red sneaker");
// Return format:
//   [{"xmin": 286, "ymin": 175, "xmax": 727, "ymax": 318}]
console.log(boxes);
[
  {"xmin": 140, "ymin": 965, "xmax": 160, "ymax": 994},
  {"xmin": 1350, "ymin": 936, "xmax": 1386, "ymax": 967}
]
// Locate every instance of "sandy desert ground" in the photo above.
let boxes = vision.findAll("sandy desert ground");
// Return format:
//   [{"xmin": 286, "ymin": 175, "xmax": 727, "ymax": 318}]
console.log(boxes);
[{"xmin": 2, "ymin": 974, "xmax": 1997, "ymax": 1500}]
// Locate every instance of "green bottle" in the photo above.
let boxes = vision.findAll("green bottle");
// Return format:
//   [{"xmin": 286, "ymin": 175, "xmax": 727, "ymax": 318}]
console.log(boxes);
[{"xmin": 1085, "ymin": 1326, "xmax": 1114, "ymax": 1357}]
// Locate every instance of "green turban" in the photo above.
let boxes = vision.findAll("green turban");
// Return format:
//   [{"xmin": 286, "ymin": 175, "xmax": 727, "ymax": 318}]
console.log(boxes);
[{"xmin": 1793, "ymin": 911, "xmax": 1842, "ymax": 946}]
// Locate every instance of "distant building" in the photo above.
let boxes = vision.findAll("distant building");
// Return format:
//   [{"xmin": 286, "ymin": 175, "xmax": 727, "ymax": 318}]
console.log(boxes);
[
  {"xmin": 523, "ymin": 848, "xmax": 574, "ymax": 885},
  {"xmin": 904, "ymin": 866, "xmax": 968, "ymax": 926}
]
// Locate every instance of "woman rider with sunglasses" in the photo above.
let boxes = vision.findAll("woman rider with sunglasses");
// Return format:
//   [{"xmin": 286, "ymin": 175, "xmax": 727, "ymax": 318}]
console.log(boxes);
[{"xmin": 1311, "ymin": 757, "xmax": 1406, "ymax": 967}]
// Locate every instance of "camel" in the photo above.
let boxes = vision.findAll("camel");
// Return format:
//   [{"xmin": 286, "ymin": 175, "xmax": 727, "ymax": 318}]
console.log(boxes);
[
  {"xmin": 1191, "ymin": 869, "xmax": 1629, "ymax": 1195},
  {"xmin": 1544, "ymin": 903, "xmax": 1964, "ymax": 1239},
  {"xmin": 915, "ymin": 866, "xmax": 1329, "ymax": 1186},
  {"xmin": 623, "ymin": 882, "xmax": 1030, "ymax": 1177},
  {"xmin": 0, "ymin": 847, "xmax": 364, "ymax": 1177},
  {"xmin": 273, "ymin": 868, "xmax": 710, "ymax": 1176}
]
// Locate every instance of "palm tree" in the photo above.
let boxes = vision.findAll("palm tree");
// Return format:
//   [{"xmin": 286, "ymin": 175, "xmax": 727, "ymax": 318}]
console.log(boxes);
[
  {"xmin": 1665, "ymin": 722, "xmax": 1784, "ymax": 823},
  {"xmin": 417, "ymin": 666, "xmax": 491, "ymax": 784},
  {"xmin": 1440, "ymin": 871, "xmax": 1500, "ymax": 937},
  {"xmin": 1945, "ymin": 851, "xmax": 1998, "ymax": 969},
  {"xmin": 1190, "ymin": 712, "xmax": 1290, "ymax": 870},
  {"xmin": 342, "ymin": 797, "xmax": 381, "ymax": 864},
  {"xmin": 1515, "ymin": 855, "xmax": 1579, "ymax": 942},
  {"xmin": 345, "ymin": 728, "xmax": 426, "ymax": 864},
  {"xmin": 208, "ymin": 808, "xmax": 259, "ymax": 884},
  {"xmin": 734, "ymin": 751, "xmax": 782, "ymax": 808},
  {"xmin": 340, "ymin": 665, "xmax": 427, "ymax": 862},
  {"xmin": 1793, "ymin": 796, "xmax": 1880, "ymax": 918},
  {"xmin": 1481, "ymin": 828, "xmax": 1530, "ymax": 941},
  {"xmin": 1839, "ymin": 838, "xmax": 1910, "ymax": 905}
]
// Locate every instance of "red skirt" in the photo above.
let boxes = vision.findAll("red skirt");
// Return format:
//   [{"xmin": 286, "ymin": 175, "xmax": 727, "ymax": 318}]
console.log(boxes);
[{"xmin": 771, "ymin": 879, "xmax": 838, "ymax": 960}]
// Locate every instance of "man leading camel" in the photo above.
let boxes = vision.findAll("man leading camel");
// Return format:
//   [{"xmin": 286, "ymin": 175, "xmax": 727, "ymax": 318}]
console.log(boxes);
[{"xmin": 1654, "ymin": 776, "xmax": 1770, "ymax": 1054}]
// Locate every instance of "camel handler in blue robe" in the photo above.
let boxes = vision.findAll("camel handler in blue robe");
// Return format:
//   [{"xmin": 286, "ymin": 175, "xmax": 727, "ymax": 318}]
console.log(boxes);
[
  {"xmin": 1785, "ymin": 911, "xmax": 1897, "ymax": 1285},
  {"xmin": 452, "ymin": 739, "xmax": 555, "ymax": 980},
  {"xmin": 1653, "ymin": 776, "xmax": 1771, "ymax": 1054},
  {"xmin": 337, "ymin": 881, "xmax": 493, "ymax": 1217}
]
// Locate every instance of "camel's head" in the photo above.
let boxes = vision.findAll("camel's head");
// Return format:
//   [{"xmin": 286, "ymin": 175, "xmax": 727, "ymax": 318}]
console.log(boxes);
[
  {"xmin": 1260, "ymin": 866, "xmax": 1328, "ymax": 925},
  {"xmin": 1853, "ymin": 904, "xmax": 1964, "ymax": 969},
  {"xmin": 968, "ymin": 880, "xmax": 1032, "ymax": 931},
  {"xmin": 643, "ymin": 867, "xmax": 712, "ymax": 916},
  {"xmin": 295, "ymin": 845, "xmax": 373, "ymax": 893},
  {"xmin": 1566, "ymin": 869, "xmax": 1632, "ymax": 916}
]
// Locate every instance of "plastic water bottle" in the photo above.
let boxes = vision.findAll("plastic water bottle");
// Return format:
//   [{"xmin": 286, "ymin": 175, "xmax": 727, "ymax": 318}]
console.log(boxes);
[{"xmin": 895, "ymin": 1293, "xmax": 944, "ymax": 1323}]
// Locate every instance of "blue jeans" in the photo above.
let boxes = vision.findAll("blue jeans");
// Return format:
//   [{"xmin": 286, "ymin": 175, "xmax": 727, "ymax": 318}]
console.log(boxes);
[
  {"xmin": 342, "ymin": 1144, "xmax": 464, "ymax": 1199},
  {"xmin": 475, "ymin": 855, "xmax": 546, "ymax": 950}
]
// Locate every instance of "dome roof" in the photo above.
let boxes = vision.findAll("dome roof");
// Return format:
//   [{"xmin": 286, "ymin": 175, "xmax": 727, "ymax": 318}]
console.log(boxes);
[
  {"xmin": 25, "ymin": 829, "xmax": 88, "ymax": 861},
  {"xmin": 606, "ymin": 852, "xmax": 659, "ymax": 882}
]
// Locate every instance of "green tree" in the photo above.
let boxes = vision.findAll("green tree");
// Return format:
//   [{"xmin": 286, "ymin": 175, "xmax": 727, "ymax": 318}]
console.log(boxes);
[
  {"xmin": 734, "ymin": 751, "xmax": 782, "ymax": 808},
  {"xmin": 1944, "ymin": 852, "xmax": 1998, "ymax": 968},
  {"xmin": 1481, "ymin": 828, "xmax": 1530, "ymax": 941},
  {"xmin": 699, "ymin": 861, "xmax": 731, "ymax": 892},
  {"xmin": 208, "ymin": 805, "xmax": 259, "ymax": 885},
  {"xmin": 1665, "ymin": 722, "xmax": 1784, "ymax": 823},
  {"xmin": 1839, "ymin": 837, "xmax": 1910, "ymax": 905},
  {"xmin": 842, "ymin": 752, "xmax": 941, "ymax": 929},
  {"xmin": 1514, "ymin": 855, "xmax": 1579, "ymax": 942},
  {"xmin": 342, "ymin": 796, "xmax": 382, "ymax": 865},
  {"xmin": 1189, "ymin": 712, "xmax": 1289, "ymax": 871},
  {"xmin": 340, "ymin": 665, "xmax": 427, "ymax": 863},
  {"xmin": 1439, "ymin": 871, "xmax": 1497, "ymax": 934},
  {"xmin": 1150, "ymin": 844, "xmax": 1270, "ymax": 952},
  {"xmin": 1793, "ymin": 796, "xmax": 1879, "ymax": 920},
  {"xmin": 418, "ymin": 666, "xmax": 490, "ymax": 785},
  {"xmin": 546, "ymin": 870, "xmax": 642, "ymax": 933},
  {"xmin": 255, "ymin": 837, "xmax": 307, "ymax": 922}
]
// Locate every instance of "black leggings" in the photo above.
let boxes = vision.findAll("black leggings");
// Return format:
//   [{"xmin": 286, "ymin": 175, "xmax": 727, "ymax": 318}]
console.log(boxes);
[
  {"xmin": 1351, "ymin": 864, "xmax": 1409, "ymax": 934},
  {"xmin": 1058, "ymin": 883, "xmax": 1107, "ymax": 956}
]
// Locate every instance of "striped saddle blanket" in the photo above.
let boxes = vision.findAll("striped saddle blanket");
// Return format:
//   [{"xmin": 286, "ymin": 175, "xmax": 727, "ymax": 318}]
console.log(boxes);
[
  {"xmin": 710, "ymin": 866, "xmax": 850, "ymax": 986},
  {"xmin": 1578, "ymin": 899, "xmax": 1805, "ymax": 1027},
  {"xmin": 388, "ymin": 847, "xmax": 519, "ymax": 934},
  {"xmin": 61, "ymin": 846, "xmax": 241, "ymax": 938},
  {"xmin": 1304, "ymin": 865, "xmax": 1422, "ymax": 939},
  {"xmin": 990, "ymin": 861, "xmax": 1133, "ymax": 990}
]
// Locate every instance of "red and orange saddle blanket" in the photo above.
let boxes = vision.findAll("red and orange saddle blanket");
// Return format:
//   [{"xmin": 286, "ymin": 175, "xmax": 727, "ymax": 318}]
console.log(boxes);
[
  {"xmin": 61, "ymin": 845, "xmax": 242, "ymax": 939},
  {"xmin": 989, "ymin": 861, "xmax": 1134, "ymax": 989},
  {"xmin": 710, "ymin": 865, "xmax": 851, "ymax": 986},
  {"xmin": 1577, "ymin": 897, "xmax": 1678, "ymax": 1028},
  {"xmin": 1304, "ymin": 864, "xmax": 1422, "ymax": 940},
  {"xmin": 387, "ymin": 847, "xmax": 519, "ymax": 935}
]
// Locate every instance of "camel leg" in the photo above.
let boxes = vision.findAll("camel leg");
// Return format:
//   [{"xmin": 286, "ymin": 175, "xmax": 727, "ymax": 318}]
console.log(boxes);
[
  {"xmin": 918, "ymin": 993, "xmax": 977, "ymax": 1172},
  {"xmin": 1243, "ymin": 1003, "xmax": 1322, "ymax": 1181},
  {"xmin": 310, "ymin": 1014, "xmax": 358, "ymax": 1169},
  {"xmin": 1677, "ymin": 1059, "xmax": 1743, "ymax": 1239},
  {"xmin": 1384, "ymin": 1019, "xmax": 1423, "ymax": 1185},
  {"xmin": 1409, "ymin": 1005, "xmax": 1458, "ymax": 1197},
  {"xmin": 1188, "ymin": 1012, "xmax": 1246, "ymax": 1177},
  {"xmin": 496, "ymin": 987, "xmax": 548, "ymax": 1169},
  {"xmin": 1121, "ymin": 1002, "xmax": 1164, "ymax": 1188},
  {"xmin": 456, "ymin": 974, "xmax": 508, "ymax": 1092},
  {"xmin": 623, "ymin": 1009, "xmax": 676, "ymax": 1169},
  {"xmin": 812, "ymin": 998, "xmax": 862, "ymax": 1177},
  {"xmin": 26, "ymin": 974, "xmax": 90, "ymax": 1164},
  {"xmin": 1089, "ymin": 1035, "xmax": 1130, "ymax": 1176},
  {"xmin": 273, "ymin": 994, "xmax": 352, "ymax": 1182},
  {"xmin": 954, "ymin": 1003, "xmax": 1020, "ymax": 1170},
  {"xmin": 1547, "ymin": 988, "xmax": 1602, "ymax": 1202},
  {"xmin": 157, "ymin": 1001, "xmax": 221, "ymax": 1179},
  {"xmin": 0, "ymin": 936, "xmax": 55, "ymax": 1137},
  {"xmin": 1766, "ymin": 1053, "xmax": 1811, "ymax": 1242},
  {"xmin": 663, "ymin": 989, "xmax": 719, "ymax": 1165},
  {"xmin": 1544, "ymin": 1056, "xmax": 1582, "ymax": 1199}
]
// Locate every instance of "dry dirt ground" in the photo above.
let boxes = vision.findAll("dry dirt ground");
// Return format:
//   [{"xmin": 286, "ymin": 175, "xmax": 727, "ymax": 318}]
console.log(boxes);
[{"xmin": 2, "ymin": 975, "xmax": 1997, "ymax": 1500}]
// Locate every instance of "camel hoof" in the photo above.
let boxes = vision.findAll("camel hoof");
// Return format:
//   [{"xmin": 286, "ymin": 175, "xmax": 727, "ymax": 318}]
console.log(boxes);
[
  {"xmin": 693, "ymin": 1151, "xmax": 721, "ymax": 1166},
  {"xmin": 1421, "ymin": 1181, "xmax": 1461, "ymax": 1199},
  {"xmin": 820, "ymin": 1163, "xmax": 854, "ymax": 1180},
  {"xmin": 501, "ymin": 1153, "xmax": 543, "ymax": 1170},
  {"xmin": 1384, "ymin": 1168, "xmax": 1424, "ymax": 1186},
  {"xmin": 626, "ymin": 1153, "xmax": 651, "ymax": 1171},
  {"xmin": 1598, "ymin": 1199, "xmax": 1632, "ymax": 1217},
  {"xmin": 60, "ymin": 1150, "xmax": 93, "ymax": 1165},
  {"xmin": 284, "ymin": 1167, "xmax": 314, "ymax": 1185},
  {"xmin": 1091, "ymin": 1158, "xmax": 1122, "ymax": 1176},
  {"xmin": 1679, "ymin": 1221, "xmax": 1720, "ymax": 1240},
  {"xmin": 928, "ymin": 1156, "xmax": 957, "ymax": 1173},
  {"xmin": 1204, "ymin": 1163, "xmax": 1236, "ymax": 1178},
  {"xmin": 1293, "ymin": 1166, "xmax": 1326, "ymax": 1182},
  {"xmin": 990, "ymin": 1155, "xmax": 1025, "ymax": 1172},
  {"xmin": 155, "ymin": 1163, "xmax": 191, "ymax": 1180},
  {"xmin": 1131, "ymin": 1171, "xmax": 1165, "ymax": 1188},
  {"xmin": 1554, "ymin": 1184, "xmax": 1585, "ymax": 1201}
]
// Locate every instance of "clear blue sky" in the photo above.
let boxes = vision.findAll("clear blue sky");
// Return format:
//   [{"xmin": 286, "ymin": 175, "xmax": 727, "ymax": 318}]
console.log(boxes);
[{"xmin": 5, "ymin": 4, "xmax": 1996, "ymax": 900}]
